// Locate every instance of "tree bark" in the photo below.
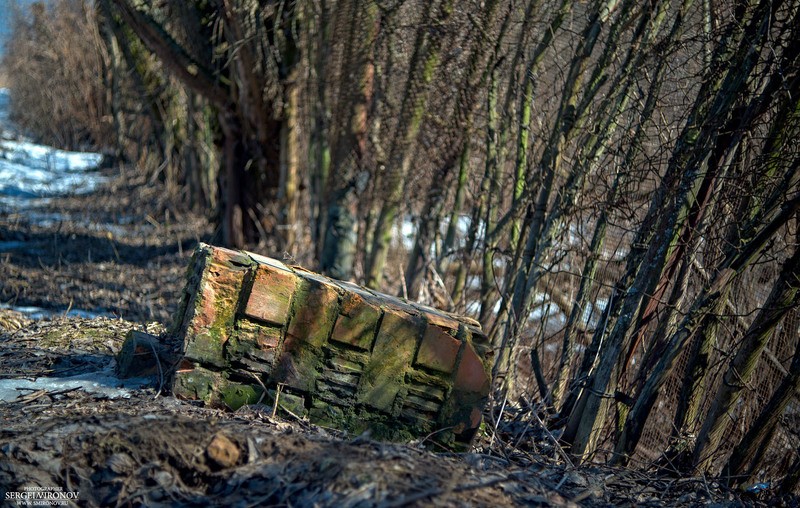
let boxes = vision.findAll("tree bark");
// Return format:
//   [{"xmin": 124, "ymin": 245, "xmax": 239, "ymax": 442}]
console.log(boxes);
[
  {"xmin": 693, "ymin": 246, "xmax": 800, "ymax": 473},
  {"xmin": 366, "ymin": 0, "xmax": 454, "ymax": 289}
]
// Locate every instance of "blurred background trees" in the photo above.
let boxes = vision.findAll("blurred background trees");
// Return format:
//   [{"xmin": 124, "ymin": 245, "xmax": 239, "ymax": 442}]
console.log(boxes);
[{"xmin": 3, "ymin": 0, "xmax": 799, "ymax": 489}]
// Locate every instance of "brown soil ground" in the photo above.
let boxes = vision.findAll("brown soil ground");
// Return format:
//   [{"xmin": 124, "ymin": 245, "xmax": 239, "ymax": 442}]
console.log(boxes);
[
  {"xmin": 0, "ymin": 170, "xmax": 215, "ymax": 323},
  {"xmin": 0, "ymin": 172, "xmax": 795, "ymax": 507}
]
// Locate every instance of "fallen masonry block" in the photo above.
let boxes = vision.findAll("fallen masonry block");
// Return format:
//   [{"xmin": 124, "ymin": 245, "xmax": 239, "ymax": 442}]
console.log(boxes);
[
  {"xmin": 121, "ymin": 243, "xmax": 493, "ymax": 446},
  {"xmin": 117, "ymin": 330, "xmax": 180, "ymax": 379}
]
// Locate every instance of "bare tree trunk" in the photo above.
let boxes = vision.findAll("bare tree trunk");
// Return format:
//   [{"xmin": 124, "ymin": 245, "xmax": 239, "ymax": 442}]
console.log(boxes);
[
  {"xmin": 310, "ymin": 0, "xmax": 332, "ymax": 257},
  {"xmin": 693, "ymin": 246, "xmax": 800, "ymax": 473},
  {"xmin": 566, "ymin": 0, "xmax": 779, "ymax": 461},
  {"xmin": 779, "ymin": 444, "xmax": 800, "ymax": 495},
  {"xmin": 612, "ymin": 191, "xmax": 800, "ymax": 465},
  {"xmin": 366, "ymin": 0, "xmax": 454, "ymax": 289},
  {"xmin": 478, "ymin": 68, "xmax": 501, "ymax": 324},
  {"xmin": 442, "ymin": 142, "xmax": 470, "ymax": 301},
  {"xmin": 494, "ymin": 0, "xmax": 623, "ymax": 384},
  {"xmin": 280, "ymin": 68, "xmax": 301, "ymax": 251},
  {"xmin": 407, "ymin": 0, "xmax": 501, "ymax": 300},
  {"xmin": 723, "ymin": 325, "xmax": 800, "ymax": 487},
  {"xmin": 320, "ymin": 0, "xmax": 379, "ymax": 279}
]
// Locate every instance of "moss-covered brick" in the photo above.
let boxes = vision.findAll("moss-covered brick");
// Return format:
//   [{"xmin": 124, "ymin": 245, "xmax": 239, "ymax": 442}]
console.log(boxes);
[
  {"xmin": 357, "ymin": 310, "xmax": 422, "ymax": 412},
  {"xmin": 173, "ymin": 364, "xmax": 221, "ymax": 404},
  {"xmin": 336, "ymin": 280, "xmax": 382, "ymax": 305},
  {"xmin": 329, "ymin": 355, "xmax": 364, "ymax": 373},
  {"xmin": 286, "ymin": 276, "xmax": 340, "ymax": 348},
  {"xmin": 405, "ymin": 394, "xmax": 442, "ymax": 412},
  {"xmin": 182, "ymin": 246, "xmax": 250, "ymax": 368},
  {"xmin": 267, "ymin": 389, "xmax": 307, "ymax": 418},
  {"xmin": 243, "ymin": 264, "xmax": 297, "ymax": 326},
  {"xmin": 168, "ymin": 244, "xmax": 495, "ymax": 447},
  {"xmin": 309, "ymin": 398, "xmax": 348, "ymax": 427},
  {"xmin": 272, "ymin": 338, "xmax": 320, "ymax": 391},
  {"xmin": 416, "ymin": 324, "xmax": 462, "ymax": 374},
  {"xmin": 225, "ymin": 318, "xmax": 282, "ymax": 373},
  {"xmin": 406, "ymin": 382, "xmax": 446, "ymax": 402},
  {"xmin": 330, "ymin": 293, "xmax": 381, "ymax": 350},
  {"xmin": 220, "ymin": 382, "xmax": 264, "ymax": 410},
  {"xmin": 271, "ymin": 277, "xmax": 339, "ymax": 391},
  {"xmin": 463, "ymin": 324, "xmax": 493, "ymax": 359}
]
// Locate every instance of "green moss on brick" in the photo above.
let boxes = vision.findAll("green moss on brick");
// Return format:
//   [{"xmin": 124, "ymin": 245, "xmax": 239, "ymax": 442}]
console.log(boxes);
[
  {"xmin": 287, "ymin": 276, "xmax": 340, "ymax": 348},
  {"xmin": 330, "ymin": 294, "xmax": 381, "ymax": 350},
  {"xmin": 183, "ymin": 246, "xmax": 250, "ymax": 367},
  {"xmin": 225, "ymin": 319, "xmax": 282, "ymax": 369},
  {"xmin": 357, "ymin": 311, "xmax": 421, "ymax": 412},
  {"xmin": 220, "ymin": 382, "xmax": 263, "ymax": 410},
  {"xmin": 185, "ymin": 331, "xmax": 227, "ymax": 368},
  {"xmin": 173, "ymin": 366, "xmax": 219, "ymax": 404}
]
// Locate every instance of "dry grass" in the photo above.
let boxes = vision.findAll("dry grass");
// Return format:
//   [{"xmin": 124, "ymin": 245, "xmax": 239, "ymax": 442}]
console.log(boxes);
[{"xmin": 2, "ymin": 0, "xmax": 112, "ymax": 149}]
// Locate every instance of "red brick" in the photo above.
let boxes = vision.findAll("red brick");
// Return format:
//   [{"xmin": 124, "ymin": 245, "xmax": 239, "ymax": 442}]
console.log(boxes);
[
  {"xmin": 330, "ymin": 293, "xmax": 381, "ymax": 350},
  {"xmin": 243, "ymin": 265, "xmax": 297, "ymax": 326},
  {"xmin": 225, "ymin": 319, "xmax": 283, "ymax": 373},
  {"xmin": 273, "ymin": 276, "xmax": 340, "ymax": 391},
  {"xmin": 357, "ymin": 310, "xmax": 422, "ymax": 411},
  {"xmin": 286, "ymin": 276, "xmax": 340, "ymax": 348},
  {"xmin": 272, "ymin": 336, "xmax": 320, "ymax": 391},
  {"xmin": 183, "ymin": 247, "xmax": 250, "ymax": 367},
  {"xmin": 416, "ymin": 325, "xmax": 461, "ymax": 374},
  {"xmin": 454, "ymin": 343, "xmax": 491, "ymax": 396}
]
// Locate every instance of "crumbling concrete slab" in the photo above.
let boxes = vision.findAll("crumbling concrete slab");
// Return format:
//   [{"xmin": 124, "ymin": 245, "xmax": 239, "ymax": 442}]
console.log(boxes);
[{"xmin": 121, "ymin": 243, "xmax": 494, "ymax": 445}]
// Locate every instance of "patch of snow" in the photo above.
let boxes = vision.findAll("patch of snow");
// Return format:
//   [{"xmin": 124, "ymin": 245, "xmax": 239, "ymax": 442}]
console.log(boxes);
[
  {"xmin": 0, "ymin": 88, "xmax": 105, "ymax": 201},
  {"xmin": 0, "ymin": 87, "xmax": 9, "ymax": 125},
  {"xmin": 398, "ymin": 218, "xmax": 416, "ymax": 250},
  {"xmin": 0, "ymin": 371, "xmax": 150, "ymax": 402},
  {"xmin": 0, "ymin": 302, "xmax": 109, "ymax": 320}
]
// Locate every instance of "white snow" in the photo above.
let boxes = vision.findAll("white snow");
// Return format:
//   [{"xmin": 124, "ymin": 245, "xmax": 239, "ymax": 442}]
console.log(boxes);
[
  {"xmin": 0, "ymin": 371, "xmax": 150, "ymax": 402},
  {"xmin": 0, "ymin": 88, "xmax": 105, "ymax": 203},
  {"xmin": 0, "ymin": 302, "xmax": 109, "ymax": 319}
]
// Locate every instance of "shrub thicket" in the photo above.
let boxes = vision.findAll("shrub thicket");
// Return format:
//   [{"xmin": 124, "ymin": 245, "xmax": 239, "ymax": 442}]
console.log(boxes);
[{"xmin": 3, "ymin": 0, "xmax": 113, "ymax": 150}]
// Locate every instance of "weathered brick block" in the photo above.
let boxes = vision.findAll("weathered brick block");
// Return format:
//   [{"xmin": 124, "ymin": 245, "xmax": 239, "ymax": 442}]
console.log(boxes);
[
  {"xmin": 357, "ymin": 310, "xmax": 422, "ymax": 411},
  {"xmin": 243, "ymin": 264, "xmax": 297, "ymax": 326},
  {"xmin": 225, "ymin": 318, "xmax": 282, "ymax": 373},
  {"xmin": 152, "ymin": 243, "xmax": 493, "ymax": 447},
  {"xmin": 416, "ymin": 325, "xmax": 462, "ymax": 374},
  {"xmin": 178, "ymin": 246, "xmax": 252, "ymax": 368},
  {"xmin": 330, "ymin": 293, "xmax": 381, "ymax": 350},
  {"xmin": 286, "ymin": 275, "xmax": 340, "ymax": 348}
]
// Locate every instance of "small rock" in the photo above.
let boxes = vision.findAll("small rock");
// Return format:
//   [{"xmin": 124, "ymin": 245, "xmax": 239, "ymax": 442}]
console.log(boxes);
[{"xmin": 206, "ymin": 432, "xmax": 240, "ymax": 469}]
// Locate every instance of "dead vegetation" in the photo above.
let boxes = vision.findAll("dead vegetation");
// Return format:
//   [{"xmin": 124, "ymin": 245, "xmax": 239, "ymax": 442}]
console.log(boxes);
[{"xmin": 1, "ymin": 317, "xmax": 791, "ymax": 507}]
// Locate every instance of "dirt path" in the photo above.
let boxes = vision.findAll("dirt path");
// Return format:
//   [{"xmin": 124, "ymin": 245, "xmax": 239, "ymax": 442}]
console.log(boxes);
[{"xmin": 0, "ymin": 171, "xmax": 214, "ymax": 323}]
